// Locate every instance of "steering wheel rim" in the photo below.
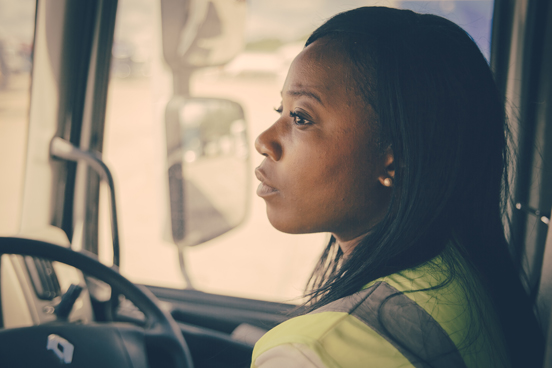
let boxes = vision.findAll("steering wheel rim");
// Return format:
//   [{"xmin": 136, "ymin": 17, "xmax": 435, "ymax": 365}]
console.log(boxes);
[{"xmin": 0, "ymin": 236, "xmax": 194, "ymax": 368}]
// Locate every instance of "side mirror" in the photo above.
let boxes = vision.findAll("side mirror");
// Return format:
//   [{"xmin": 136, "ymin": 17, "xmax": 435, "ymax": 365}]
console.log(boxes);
[
  {"xmin": 160, "ymin": 0, "xmax": 247, "ymax": 71},
  {"xmin": 165, "ymin": 97, "xmax": 249, "ymax": 247}
]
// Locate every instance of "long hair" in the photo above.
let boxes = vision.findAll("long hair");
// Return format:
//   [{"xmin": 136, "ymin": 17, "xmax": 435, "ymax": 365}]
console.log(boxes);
[{"xmin": 303, "ymin": 7, "xmax": 543, "ymax": 367}]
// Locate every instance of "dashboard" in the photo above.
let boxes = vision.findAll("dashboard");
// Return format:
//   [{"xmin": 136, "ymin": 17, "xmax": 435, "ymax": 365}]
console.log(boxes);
[{"xmin": 1, "ymin": 241, "xmax": 94, "ymax": 329}]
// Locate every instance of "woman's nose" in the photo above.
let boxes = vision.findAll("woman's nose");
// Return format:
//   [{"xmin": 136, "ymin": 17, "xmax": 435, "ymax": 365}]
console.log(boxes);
[{"xmin": 255, "ymin": 124, "xmax": 282, "ymax": 161}]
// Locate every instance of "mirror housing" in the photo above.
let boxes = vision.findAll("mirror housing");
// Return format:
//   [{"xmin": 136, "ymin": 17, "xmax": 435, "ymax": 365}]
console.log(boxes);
[
  {"xmin": 160, "ymin": 0, "xmax": 247, "ymax": 71},
  {"xmin": 165, "ymin": 97, "xmax": 249, "ymax": 247}
]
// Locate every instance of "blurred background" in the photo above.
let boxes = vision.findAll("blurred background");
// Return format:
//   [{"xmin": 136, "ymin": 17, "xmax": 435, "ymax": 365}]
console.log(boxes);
[{"xmin": 0, "ymin": 0, "xmax": 494, "ymax": 302}]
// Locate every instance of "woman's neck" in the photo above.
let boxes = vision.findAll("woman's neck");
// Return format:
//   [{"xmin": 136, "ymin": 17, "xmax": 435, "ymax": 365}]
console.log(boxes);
[{"xmin": 334, "ymin": 232, "xmax": 369, "ymax": 256}]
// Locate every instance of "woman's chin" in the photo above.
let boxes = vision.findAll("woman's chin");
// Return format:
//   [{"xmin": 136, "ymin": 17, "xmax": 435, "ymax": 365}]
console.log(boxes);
[{"xmin": 266, "ymin": 211, "xmax": 318, "ymax": 235}]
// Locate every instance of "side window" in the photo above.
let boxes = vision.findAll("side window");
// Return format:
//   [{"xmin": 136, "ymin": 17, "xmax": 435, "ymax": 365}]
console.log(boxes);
[
  {"xmin": 0, "ymin": 0, "xmax": 36, "ymax": 235},
  {"xmin": 398, "ymin": 0, "xmax": 494, "ymax": 60},
  {"xmin": 102, "ymin": 0, "xmax": 494, "ymax": 302}
]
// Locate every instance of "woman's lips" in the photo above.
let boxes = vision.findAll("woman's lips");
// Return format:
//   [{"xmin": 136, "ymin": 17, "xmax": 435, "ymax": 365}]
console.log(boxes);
[
  {"xmin": 257, "ymin": 182, "xmax": 278, "ymax": 197},
  {"xmin": 255, "ymin": 167, "xmax": 278, "ymax": 197}
]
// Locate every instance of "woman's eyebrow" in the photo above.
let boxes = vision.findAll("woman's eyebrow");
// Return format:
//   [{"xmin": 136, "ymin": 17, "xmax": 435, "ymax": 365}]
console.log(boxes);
[{"xmin": 281, "ymin": 89, "xmax": 324, "ymax": 106}]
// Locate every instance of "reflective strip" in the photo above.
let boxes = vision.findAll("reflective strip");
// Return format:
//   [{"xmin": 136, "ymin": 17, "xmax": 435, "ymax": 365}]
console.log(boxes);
[{"xmin": 311, "ymin": 281, "xmax": 467, "ymax": 368}]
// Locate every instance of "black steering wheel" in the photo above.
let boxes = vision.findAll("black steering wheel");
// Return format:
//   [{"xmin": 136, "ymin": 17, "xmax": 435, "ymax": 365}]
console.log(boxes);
[{"xmin": 0, "ymin": 237, "xmax": 194, "ymax": 368}]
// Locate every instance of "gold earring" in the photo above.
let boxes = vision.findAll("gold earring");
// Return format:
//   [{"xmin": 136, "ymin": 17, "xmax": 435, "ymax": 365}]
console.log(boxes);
[{"xmin": 383, "ymin": 178, "xmax": 392, "ymax": 187}]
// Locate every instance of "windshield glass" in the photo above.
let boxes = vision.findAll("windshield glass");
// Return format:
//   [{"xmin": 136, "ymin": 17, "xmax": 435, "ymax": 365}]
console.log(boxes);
[{"xmin": 101, "ymin": 0, "xmax": 493, "ymax": 302}]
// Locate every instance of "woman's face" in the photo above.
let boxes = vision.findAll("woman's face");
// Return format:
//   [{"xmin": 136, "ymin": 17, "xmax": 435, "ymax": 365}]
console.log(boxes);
[{"xmin": 255, "ymin": 38, "xmax": 392, "ymax": 243}]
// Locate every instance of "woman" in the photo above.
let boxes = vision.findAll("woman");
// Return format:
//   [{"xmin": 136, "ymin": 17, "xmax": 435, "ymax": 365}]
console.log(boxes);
[{"xmin": 253, "ymin": 6, "xmax": 544, "ymax": 368}]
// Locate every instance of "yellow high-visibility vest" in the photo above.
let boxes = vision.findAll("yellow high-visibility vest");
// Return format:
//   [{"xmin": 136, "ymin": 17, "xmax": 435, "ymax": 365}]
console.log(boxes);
[{"xmin": 251, "ymin": 249, "xmax": 510, "ymax": 368}]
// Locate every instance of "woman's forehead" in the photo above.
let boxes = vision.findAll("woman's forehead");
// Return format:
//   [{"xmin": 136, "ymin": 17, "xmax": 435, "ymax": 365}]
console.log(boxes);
[
  {"xmin": 296, "ymin": 38, "xmax": 352, "ymax": 73},
  {"xmin": 283, "ymin": 39, "xmax": 357, "ymax": 105}
]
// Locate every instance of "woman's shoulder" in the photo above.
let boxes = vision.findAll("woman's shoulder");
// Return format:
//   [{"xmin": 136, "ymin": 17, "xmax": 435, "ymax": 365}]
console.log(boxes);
[
  {"xmin": 374, "ymin": 249, "xmax": 510, "ymax": 367},
  {"xmin": 251, "ymin": 250, "xmax": 510, "ymax": 368},
  {"xmin": 251, "ymin": 287, "xmax": 415, "ymax": 367}
]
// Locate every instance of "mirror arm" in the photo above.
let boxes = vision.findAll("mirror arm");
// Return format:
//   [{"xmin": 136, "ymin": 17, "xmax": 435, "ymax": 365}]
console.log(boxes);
[
  {"xmin": 178, "ymin": 249, "xmax": 194, "ymax": 290},
  {"xmin": 173, "ymin": 69, "xmax": 194, "ymax": 96},
  {"xmin": 50, "ymin": 137, "xmax": 121, "ymax": 267}
]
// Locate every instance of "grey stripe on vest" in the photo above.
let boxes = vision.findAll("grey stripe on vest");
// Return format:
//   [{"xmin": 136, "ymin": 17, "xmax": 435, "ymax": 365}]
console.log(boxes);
[{"xmin": 310, "ymin": 281, "xmax": 467, "ymax": 368}]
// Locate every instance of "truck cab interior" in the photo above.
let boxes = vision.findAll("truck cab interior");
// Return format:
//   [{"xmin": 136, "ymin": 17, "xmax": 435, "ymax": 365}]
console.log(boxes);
[{"xmin": 0, "ymin": 0, "xmax": 551, "ymax": 367}]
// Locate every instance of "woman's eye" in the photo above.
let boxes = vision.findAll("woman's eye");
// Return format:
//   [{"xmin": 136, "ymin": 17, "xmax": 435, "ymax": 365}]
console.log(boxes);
[{"xmin": 290, "ymin": 111, "xmax": 312, "ymax": 126}]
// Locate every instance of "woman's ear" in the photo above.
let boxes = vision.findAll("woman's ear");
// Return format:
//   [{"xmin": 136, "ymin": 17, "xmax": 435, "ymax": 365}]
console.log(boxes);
[{"xmin": 378, "ymin": 147, "xmax": 395, "ymax": 187}]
